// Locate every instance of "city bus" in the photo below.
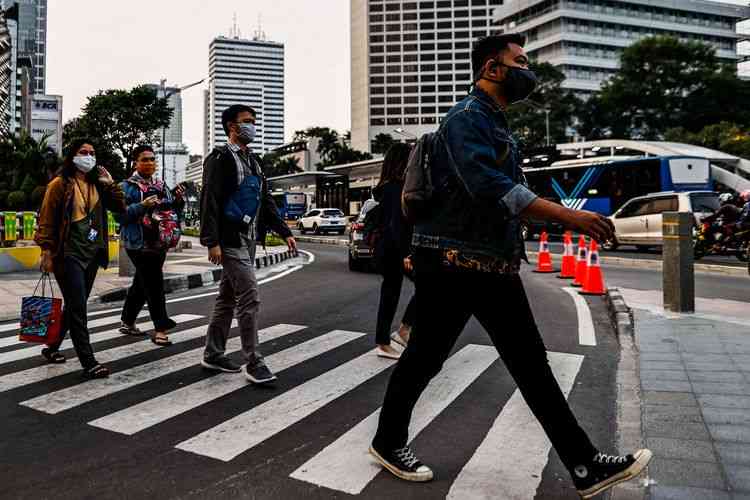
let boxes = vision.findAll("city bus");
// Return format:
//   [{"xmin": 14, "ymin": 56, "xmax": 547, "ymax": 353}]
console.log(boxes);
[
  {"xmin": 272, "ymin": 192, "xmax": 308, "ymax": 220},
  {"xmin": 521, "ymin": 155, "xmax": 714, "ymax": 237}
]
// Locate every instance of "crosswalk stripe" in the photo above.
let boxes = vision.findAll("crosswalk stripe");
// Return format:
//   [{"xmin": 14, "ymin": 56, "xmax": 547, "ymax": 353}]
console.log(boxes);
[
  {"xmin": 562, "ymin": 288, "xmax": 597, "ymax": 346},
  {"xmin": 0, "ymin": 323, "xmax": 20, "ymax": 333},
  {"xmin": 19, "ymin": 324, "xmax": 307, "ymax": 414},
  {"xmin": 446, "ymin": 352, "xmax": 584, "ymax": 500},
  {"xmin": 289, "ymin": 344, "xmax": 498, "ymax": 494},
  {"xmin": 0, "ymin": 314, "xmax": 203, "ymax": 366},
  {"xmin": 89, "ymin": 329, "xmax": 362, "ymax": 435},
  {"xmin": 0, "ymin": 320, "xmax": 239, "ymax": 394},
  {"xmin": 0, "ymin": 312, "xmax": 150, "ymax": 349},
  {"xmin": 175, "ymin": 349, "xmax": 399, "ymax": 462}
]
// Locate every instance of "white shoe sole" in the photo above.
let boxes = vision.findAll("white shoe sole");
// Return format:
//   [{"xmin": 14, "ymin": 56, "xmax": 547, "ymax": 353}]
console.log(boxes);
[
  {"xmin": 578, "ymin": 449, "xmax": 653, "ymax": 499},
  {"xmin": 245, "ymin": 369, "xmax": 278, "ymax": 384},
  {"xmin": 369, "ymin": 446, "xmax": 433, "ymax": 482},
  {"xmin": 200, "ymin": 360, "xmax": 242, "ymax": 373},
  {"xmin": 390, "ymin": 332, "xmax": 408, "ymax": 348},
  {"xmin": 376, "ymin": 349, "xmax": 401, "ymax": 360}
]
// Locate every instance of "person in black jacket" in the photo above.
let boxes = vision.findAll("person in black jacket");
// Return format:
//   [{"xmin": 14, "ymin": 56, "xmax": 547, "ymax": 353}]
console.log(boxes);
[
  {"xmin": 199, "ymin": 104, "xmax": 296, "ymax": 385},
  {"xmin": 373, "ymin": 143, "xmax": 415, "ymax": 360}
]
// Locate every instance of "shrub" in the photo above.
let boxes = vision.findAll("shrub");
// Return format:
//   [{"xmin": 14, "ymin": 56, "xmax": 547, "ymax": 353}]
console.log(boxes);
[
  {"xmin": 0, "ymin": 190, "xmax": 9, "ymax": 207},
  {"xmin": 30, "ymin": 185, "xmax": 47, "ymax": 209},
  {"xmin": 6, "ymin": 191, "xmax": 26, "ymax": 210}
]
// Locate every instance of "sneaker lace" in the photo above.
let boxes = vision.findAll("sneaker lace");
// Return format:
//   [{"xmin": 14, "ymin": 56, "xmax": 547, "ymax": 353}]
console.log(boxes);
[
  {"xmin": 395, "ymin": 446, "xmax": 420, "ymax": 468},
  {"xmin": 593, "ymin": 452, "xmax": 628, "ymax": 465}
]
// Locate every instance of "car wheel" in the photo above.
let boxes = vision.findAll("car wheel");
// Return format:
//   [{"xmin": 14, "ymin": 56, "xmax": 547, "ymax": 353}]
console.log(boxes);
[
  {"xmin": 313, "ymin": 223, "xmax": 320, "ymax": 235},
  {"xmin": 601, "ymin": 236, "xmax": 619, "ymax": 251},
  {"xmin": 297, "ymin": 222, "xmax": 306, "ymax": 235}
]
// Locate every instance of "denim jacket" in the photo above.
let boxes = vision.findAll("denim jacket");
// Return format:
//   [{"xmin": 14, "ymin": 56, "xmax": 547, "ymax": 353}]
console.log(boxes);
[
  {"xmin": 412, "ymin": 87, "xmax": 538, "ymax": 273},
  {"xmin": 116, "ymin": 175, "xmax": 183, "ymax": 251}
]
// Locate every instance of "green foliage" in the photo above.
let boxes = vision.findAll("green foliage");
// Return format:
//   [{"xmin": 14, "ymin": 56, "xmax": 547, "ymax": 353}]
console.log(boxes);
[
  {"xmin": 578, "ymin": 36, "xmax": 750, "ymax": 139},
  {"xmin": 30, "ymin": 185, "xmax": 47, "ymax": 209},
  {"xmin": 261, "ymin": 153, "xmax": 302, "ymax": 178},
  {"xmin": 665, "ymin": 122, "xmax": 750, "ymax": 159},
  {"xmin": 264, "ymin": 234, "xmax": 286, "ymax": 247},
  {"xmin": 293, "ymin": 126, "xmax": 372, "ymax": 168},
  {"xmin": 182, "ymin": 227, "xmax": 199, "ymax": 237},
  {"xmin": 6, "ymin": 191, "xmax": 26, "ymax": 210},
  {"xmin": 372, "ymin": 133, "xmax": 396, "ymax": 155},
  {"xmin": 0, "ymin": 190, "xmax": 9, "ymax": 206},
  {"xmin": 20, "ymin": 173, "xmax": 36, "ymax": 196}
]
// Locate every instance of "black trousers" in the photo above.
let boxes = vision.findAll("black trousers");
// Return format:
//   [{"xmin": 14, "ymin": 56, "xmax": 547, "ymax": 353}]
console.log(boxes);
[
  {"xmin": 375, "ymin": 250, "xmax": 417, "ymax": 345},
  {"xmin": 51, "ymin": 257, "xmax": 99, "ymax": 369},
  {"xmin": 121, "ymin": 249, "xmax": 175, "ymax": 332},
  {"xmin": 373, "ymin": 262, "xmax": 598, "ymax": 473}
]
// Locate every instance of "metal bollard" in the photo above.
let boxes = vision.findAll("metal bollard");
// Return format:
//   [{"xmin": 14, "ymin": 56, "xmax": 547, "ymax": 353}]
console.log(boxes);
[{"xmin": 662, "ymin": 212, "xmax": 695, "ymax": 313}]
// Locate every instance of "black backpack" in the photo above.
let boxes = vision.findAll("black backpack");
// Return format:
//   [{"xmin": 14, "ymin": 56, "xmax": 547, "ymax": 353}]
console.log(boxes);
[{"xmin": 401, "ymin": 133, "xmax": 436, "ymax": 224}]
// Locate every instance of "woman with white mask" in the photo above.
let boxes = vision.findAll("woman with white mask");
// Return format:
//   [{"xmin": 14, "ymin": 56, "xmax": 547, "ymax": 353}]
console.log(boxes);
[{"xmin": 35, "ymin": 139, "xmax": 126, "ymax": 379}]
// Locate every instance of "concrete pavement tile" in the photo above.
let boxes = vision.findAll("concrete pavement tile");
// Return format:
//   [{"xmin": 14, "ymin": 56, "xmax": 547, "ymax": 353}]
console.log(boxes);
[
  {"xmin": 642, "ymin": 379, "xmax": 694, "ymax": 392},
  {"xmin": 715, "ymin": 442, "xmax": 750, "ymax": 466},
  {"xmin": 641, "ymin": 352, "xmax": 683, "ymax": 362},
  {"xmin": 692, "ymin": 383, "xmax": 750, "ymax": 396},
  {"xmin": 703, "ymin": 408, "xmax": 750, "ymax": 426},
  {"xmin": 681, "ymin": 354, "xmax": 734, "ymax": 364},
  {"xmin": 642, "ymin": 361, "xmax": 686, "ymax": 371},
  {"xmin": 649, "ymin": 486, "xmax": 730, "ymax": 500},
  {"xmin": 639, "ymin": 343, "xmax": 679, "ymax": 353},
  {"xmin": 731, "ymin": 494, "xmax": 750, "ymax": 500},
  {"xmin": 686, "ymin": 362, "xmax": 741, "ymax": 372},
  {"xmin": 699, "ymin": 394, "xmax": 750, "ymax": 410},
  {"xmin": 642, "ymin": 370, "xmax": 689, "ymax": 382},
  {"xmin": 707, "ymin": 424, "xmax": 750, "ymax": 444},
  {"xmin": 645, "ymin": 437, "xmax": 717, "ymax": 462},
  {"xmin": 731, "ymin": 355, "xmax": 750, "ymax": 366},
  {"xmin": 643, "ymin": 391, "xmax": 698, "ymax": 407},
  {"xmin": 725, "ymin": 465, "xmax": 750, "ymax": 492},
  {"xmin": 643, "ymin": 420, "xmax": 711, "ymax": 440},
  {"xmin": 688, "ymin": 371, "xmax": 746, "ymax": 383},
  {"xmin": 647, "ymin": 458, "xmax": 726, "ymax": 489}
]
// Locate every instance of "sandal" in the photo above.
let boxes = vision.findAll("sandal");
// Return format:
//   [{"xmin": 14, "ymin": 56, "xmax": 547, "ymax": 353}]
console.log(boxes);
[
  {"xmin": 151, "ymin": 333, "xmax": 172, "ymax": 347},
  {"xmin": 83, "ymin": 364, "xmax": 109, "ymax": 379},
  {"xmin": 41, "ymin": 348, "xmax": 66, "ymax": 364},
  {"xmin": 119, "ymin": 322, "xmax": 145, "ymax": 336}
]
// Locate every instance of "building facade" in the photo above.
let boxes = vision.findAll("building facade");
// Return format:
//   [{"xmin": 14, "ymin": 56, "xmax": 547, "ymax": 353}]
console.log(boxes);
[
  {"xmin": 206, "ymin": 35, "xmax": 285, "ymax": 154},
  {"xmin": 494, "ymin": 0, "xmax": 750, "ymax": 96},
  {"xmin": 146, "ymin": 82, "xmax": 190, "ymax": 186},
  {"xmin": 0, "ymin": 8, "xmax": 11, "ymax": 136},
  {"xmin": 29, "ymin": 93, "xmax": 61, "ymax": 152},
  {"xmin": 1, "ymin": 0, "xmax": 46, "ymax": 94},
  {"xmin": 351, "ymin": 0, "xmax": 504, "ymax": 153}
]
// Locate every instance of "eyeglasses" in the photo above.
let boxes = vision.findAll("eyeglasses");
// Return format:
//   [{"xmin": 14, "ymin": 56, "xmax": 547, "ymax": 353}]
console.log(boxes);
[
  {"xmin": 139, "ymin": 157, "xmax": 157, "ymax": 163},
  {"xmin": 76, "ymin": 150, "xmax": 95, "ymax": 156}
]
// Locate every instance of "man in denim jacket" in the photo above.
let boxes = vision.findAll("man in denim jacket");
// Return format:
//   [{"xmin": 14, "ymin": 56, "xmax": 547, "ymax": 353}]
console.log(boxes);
[{"xmin": 369, "ymin": 35, "xmax": 652, "ymax": 499}]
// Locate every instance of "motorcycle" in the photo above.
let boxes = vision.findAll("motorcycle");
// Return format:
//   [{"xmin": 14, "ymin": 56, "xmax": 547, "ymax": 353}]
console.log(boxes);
[{"xmin": 694, "ymin": 221, "xmax": 750, "ymax": 262}]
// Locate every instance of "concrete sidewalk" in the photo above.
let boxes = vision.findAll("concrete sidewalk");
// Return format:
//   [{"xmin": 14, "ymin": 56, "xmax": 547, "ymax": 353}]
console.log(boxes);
[
  {"xmin": 621, "ymin": 289, "xmax": 750, "ymax": 499},
  {"xmin": 0, "ymin": 237, "xmax": 295, "ymax": 321}
]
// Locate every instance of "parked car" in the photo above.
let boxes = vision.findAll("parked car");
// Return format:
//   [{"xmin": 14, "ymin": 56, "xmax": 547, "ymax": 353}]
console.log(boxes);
[
  {"xmin": 348, "ymin": 199, "xmax": 377, "ymax": 272},
  {"xmin": 297, "ymin": 208, "xmax": 348, "ymax": 235},
  {"xmin": 604, "ymin": 191, "xmax": 719, "ymax": 251}
]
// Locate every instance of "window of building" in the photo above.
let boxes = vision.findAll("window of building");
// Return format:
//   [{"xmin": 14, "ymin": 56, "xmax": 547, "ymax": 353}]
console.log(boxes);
[
  {"xmin": 370, "ymin": 3, "xmax": 383, "ymax": 12},
  {"xmin": 437, "ymin": 0, "xmax": 451, "ymax": 7},
  {"xmin": 387, "ymin": 44, "xmax": 401, "ymax": 52},
  {"xmin": 439, "ymin": 84, "xmax": 453, "ymax": 92},
  {"xmin": 404, "ymin": 23, "xmax": 418, "ymax": 31},
  {"xmin": 438, "ymin": 32, "xmax": 452, "ymax": 40},
  {"xmin": 404, "ymin": 64, "xmax": 419, "ymax": 72},
  {"xmin": 439, "ymin": 94, "xmax": 454, "ymax": 102},
  {"xmin": 421, "ymin": 22, "xmax": 435, "ymax": 30},
  {"xmin": 386, "ymin": 13, "xmax": 400, "ymax": 21},
  {"xmin": 421, "ymin": 106, "xmax": 437, "ymax": 114},
  {"xmin": 386, "ymin": 24, "xmax": 401, "ymax": 32},
  {"xmin": 387, "ymin": 65, "xmax": 401, "ymax": 73},
  {"xmin": 421, "ymin": 85, "xmax": 436, "ymax": 92},
  {"xmin": 387, "ymin": 54, "xmax": 402, "ymax": 63},
  {"xmin": 372, "ymin": 107, "xmax": 385, "ymax": 116},
  {"xmin": 471, "ymin": 8, "xmax": 486, "ymax": 16},
  {"xmin": 371, "ymin": 45, "xmax": 384, "ymax": 53},
  {"xmin": 455, "ymin": 41, "xmax": 470, "ymax": 50},
  {"xmin": 404, "ymin": 74, "xmax": 419, "ymax": 83},
  {"xmin": 385, "ymin": 3, "xmax": 400, "ymax": 11},
  {"xmin": 456, "ymin": 73, "xmax": 471, "ymax": 80},
  {"xmin": 455, "ymin": 10, "xmax": 469, "ymax": 18},
  {"xmin": 419, "ymin": 1, "xmax": 435, "ymax": 8},
  {"xmin": 404, "ymin": 53, "xmax": 419, "ymax": 62},
  {"xmin": 438, "ymin": 63, "xmax": 452, "ymax": 71},
  {"xmin": 370, "ymin": 14, "xmax": 384, "ymax": 23},
  {"xmin": 387, "ymin": 75, "xmax": 402, "ymax": 83},
  {"xmin": 386, "ymin": 34, "xmax": 401, "ymax": 42},
  {"xmin": 371, "ymin": 65, "xmax": 384, "ymax": 74},
  {"xmin": 454, "ymin": 31, "xmax": 470, "ymax": 39},
  {"xmin": 370, "ymin": 76, "xmax": 384, "ymax": 84},
  {"xmin": 438, "ymin": 52, "xmax": 452, "ymax": 60},
  {"xmin": 472, "ymin": 18, "xmax": 487, "ymax": 26},
  {"xmin": 370, "ymin": 55, "xmax": 384, "ymax": 64},
  {"xmin": 421, "ymin": 116, "xmax": 437, "ymax": 124},
  {"xmin": 387, "ymin": 86, "xmax": 401, "ymax": 94},
  {"xmin": 405, "ymin": 107, "xmax": 419, "ymax": 115},
  {"xmin": 371, "ymin": 97, "xmax": 385, "ymax": 105},
  {"xmin": 404, "ymin": 85, "xmax": 419, "ymax": 93},
  {"xmin": 471, "ymin": 0, "xmax": 487, "ymax": 5},
  {"xmin": 421, "ymin": 53, "xmax": 436, "ymax": 61},
  {"xmin": 404, "ymin": 44, "xmax": 418, "ymax": 51},
  {"xmin": 404, "ymin": 2, "xmax": 418, "ymax": 10},
  {"xmin": 455, "ymin": 20, "xmax": 470, "ymax": 28},
  {"xmin": 405, "ymin": 117, "xmax": 419, "ymax": 125},
  {"xmin": 371, "ymin": 24, "xmax": 384, "ymax": 33},
  {"xmin": 387, "ymin": 117, "xmax": 403, "ymax": 125},
  {"xmin": 439, "ymin": 105, "xmax": 452, "ymax": 113},
  {"xmin": 438, "ymin": 21, "xmax": 452, "ymax": 29},
  {"xmin": 404, "ymin": 95, "xmax": 419, "ymax": 103},
  {"xmin": 422, "ymin": 74, "xmax": 436, "ymax": 82},
  {"xmin": 371, "ymin": 118, "xmax": 385, "ymax": 126},
  {"xmin": 421, "ymin": 95, "xmax": 436, "ymax": 103},
  {"xmin": 421, "ymin": 42, "xmax": 435, "ymax": 51},
  {"xmin": 420, "ymin": 32, "xmax": 435, "ymax": 40},
  {"xmin": 455, "ymin": 62, "xmax": 470, "ymax": 70},
  {"xmin": 438, "ymin": 74, "xmax": 453, "ymax": 81},
  {"xmin": 437, "ymin": 11, "xmax": 452, "ymax": 19},
  {"xmin": 404, "ymin": 12, "xmax": 417, "ymax": 20},
  {"xmin": 387, "ymin": 96, "xmax": 402, "ymax": 104}
]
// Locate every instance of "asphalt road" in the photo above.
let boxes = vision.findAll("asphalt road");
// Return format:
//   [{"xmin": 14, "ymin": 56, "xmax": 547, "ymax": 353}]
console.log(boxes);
[{"xmin": 1, "ymin": 243, "xmax": 624, "ymax": 500}]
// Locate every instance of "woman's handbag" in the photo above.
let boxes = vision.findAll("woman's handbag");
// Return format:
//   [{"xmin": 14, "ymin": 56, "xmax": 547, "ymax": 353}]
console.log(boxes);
[{"xmin": 19, "ymin": 273, "xmax": 63, "ymax": 345}]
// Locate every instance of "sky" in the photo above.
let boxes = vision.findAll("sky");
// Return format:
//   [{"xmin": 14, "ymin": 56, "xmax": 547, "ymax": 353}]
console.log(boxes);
[{"xmin": 47, "ymin": 0, "xmax": 351, "ymax": 156}]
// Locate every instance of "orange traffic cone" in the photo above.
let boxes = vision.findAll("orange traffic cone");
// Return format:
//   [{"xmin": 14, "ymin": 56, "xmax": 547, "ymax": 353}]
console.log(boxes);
[
  {"xmin": 571, "ymin": 235, "xmax": 588, "ymax": 287},
  {"xmin": 557, "ymin": 231, "xmax": 576, "ymax": 279},
  {"xmin": 533, "ymin": 231, "xmax": 555, "ymax": 273},
  {"xmin": 579, "ymin": 240, "xmax": 606, "ymax": 296}
]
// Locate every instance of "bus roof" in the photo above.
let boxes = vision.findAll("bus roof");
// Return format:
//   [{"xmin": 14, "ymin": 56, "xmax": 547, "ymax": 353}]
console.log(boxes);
[{"xmin": 526, "ymin": 155, "xmax": 710, "ymax": 173}]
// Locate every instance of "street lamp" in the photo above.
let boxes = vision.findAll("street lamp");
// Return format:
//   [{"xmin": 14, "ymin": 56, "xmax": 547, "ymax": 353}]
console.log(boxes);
[
  {"xmin": 159, "ymin": 78, "xmax": 204, "ymax": 185},
  {"xmin": 525, "ymin": 100, "xmax": 551, "ymax": 147}
]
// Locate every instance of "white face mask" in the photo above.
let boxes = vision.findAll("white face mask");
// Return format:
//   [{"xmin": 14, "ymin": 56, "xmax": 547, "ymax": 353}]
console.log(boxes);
[
  {"xmin": 237, "ymin": 123, "xmax": 256, "ymax": 145},
  {"xmin": 73, "ymin": 155, "xmax": 96, "ymax": 173}
]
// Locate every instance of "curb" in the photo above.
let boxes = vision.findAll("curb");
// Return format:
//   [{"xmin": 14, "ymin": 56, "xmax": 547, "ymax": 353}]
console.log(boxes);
[
  {"xmin": 605, "ymin": 288, "xmax": 648, "ymax": 500},
  {"xmin": 95, "ymin": 249, "xmax": 299, "ymax": 304},
  {"xmin": 295, "ymin": 236, "xmax": 349, "ymax": 247}
]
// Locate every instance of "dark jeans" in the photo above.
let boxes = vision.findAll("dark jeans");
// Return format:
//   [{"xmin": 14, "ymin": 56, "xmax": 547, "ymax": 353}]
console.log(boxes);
[
  {"xmin": 121, "ymin": 249, "xmax": 175, "ymax": 332},
  {"xmin": 373, "ymin": 261, "xmax": 598, "ymax": 473},
  {"xmin": 375, "ymin": 250, "xmax": 417, "ymax": 345},
  {"xmin": 50, "ymin": 257, "xmax": 99, "ymax": 369}
]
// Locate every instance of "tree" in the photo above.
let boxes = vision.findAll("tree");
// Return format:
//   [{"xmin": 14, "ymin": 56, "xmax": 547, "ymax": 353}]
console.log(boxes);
[
  {"xmin": 64, "ymin": 85, "xmax": 173, "ymax": 178},
  {"xmin": 579, "ymin": 36, "xmax": 750, "ymax": 140},
  {"xmin": 665, "ymin": 122, "xmax": 750, "ymax": 159},
  {"xmin": 293, "ymin": 126, "xmax": 372, "ymax": 167},
  {"xmin": 372, "ymin": 133, "xmax": 396, "ymax": 155},
  {"xmin": 261, "ymin": 153, "xmax": 302, "ymax": 178}
]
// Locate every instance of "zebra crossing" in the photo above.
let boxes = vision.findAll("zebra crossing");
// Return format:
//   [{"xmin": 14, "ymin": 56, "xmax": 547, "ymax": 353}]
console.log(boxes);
[{"xmin": 0, "ymin": 309, "xmax": 595, "ymax": 498}]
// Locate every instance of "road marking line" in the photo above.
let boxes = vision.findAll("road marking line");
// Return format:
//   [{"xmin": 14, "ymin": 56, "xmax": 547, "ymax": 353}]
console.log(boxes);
[
  {"xmin": 290, "ymin": 344, "xmax": 498, "ymax": 494},
  {"xmin": 19, "ymin": 324, "xmax": 306, "ymax": 414},
  {"xmin": 0, "ymin": 319, "xmax": 238, "ymax": 393},
  {"xmin": 562, "ymin": 287, "xmax": 597, "ymax": 346},
  {"xmin": 446, "ymin": 352, "xmax": 584, "ymax": 500},
  {"xmin": 0, "ymin": 314, "xmax": 203, "ymax": 366},
  {"xmin": 175, "ymin": 348, "xmax": 397, "ymax": 462},
  {"xmin": 0, "ymin": 312, "xmax": 152, "ymax": 349},
  {"xmin": 89, "ymin": 329, "xmax": 361, "ymax": 435}
]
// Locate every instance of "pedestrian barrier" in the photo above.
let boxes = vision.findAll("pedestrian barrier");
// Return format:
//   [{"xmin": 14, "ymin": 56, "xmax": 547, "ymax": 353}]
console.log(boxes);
[
  {"xmin": 557, "ymin": 231, "xmax": 576, "ymax": 279},
  {"xmin": 571, "ymin": 235, "xmax": 588, "ymax": 288},
  {"xmin": 579, "ymin": 240, "xmax": 606, "ymax": 296},
  {"xmin": 0, "ymin": 211, "xmax": 120, "ymax": 245},
  {"xmin": 533, "ymin": 231, "xmax": 555, "ymax": 273}
]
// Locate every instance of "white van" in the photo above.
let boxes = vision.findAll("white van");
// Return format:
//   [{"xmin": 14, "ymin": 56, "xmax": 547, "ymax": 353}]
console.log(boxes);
[{"xmin": 604, "ymin": 191, "xmax": 719, "ymax": 251}]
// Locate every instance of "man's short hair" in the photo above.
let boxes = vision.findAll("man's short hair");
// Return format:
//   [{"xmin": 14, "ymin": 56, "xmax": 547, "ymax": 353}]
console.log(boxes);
[
  {"xmin": 221, "ymin": 104, "xmax": 256, "ymax": 136},
  {"xmin": 471, "ymin": 34, "xmax": 526, "ymax": 81},
  {"xmin": 131, "ymin": 144, "xmax": 154, "ymax": 161}
]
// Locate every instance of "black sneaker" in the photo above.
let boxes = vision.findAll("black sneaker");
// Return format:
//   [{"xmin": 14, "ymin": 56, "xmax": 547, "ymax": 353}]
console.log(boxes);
[
  {"xmin": 574, "ymin": 449, "xmax": 653, "ymax": 499},
  {"xmin": 245, "ymin": 361, "xmax": 277, "ymax": 384},
  {"xmin": 201, "ymin": 357, "xmax": 242, "ymax": 373},
  {"xmin": 369, "ymin": 443, "xmax": 433, "ymax": 482}
]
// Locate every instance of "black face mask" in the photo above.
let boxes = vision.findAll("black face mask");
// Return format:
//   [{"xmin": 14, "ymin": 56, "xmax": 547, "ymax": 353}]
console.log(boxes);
[{"xmin": 481, "ymin": 60, "xmax": 539, "ymax": 104}]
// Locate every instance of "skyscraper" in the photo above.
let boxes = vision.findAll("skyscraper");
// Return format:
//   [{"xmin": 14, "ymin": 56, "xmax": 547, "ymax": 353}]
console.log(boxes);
[
  {"xmin": 350, "ymin": 0, "xmax": 504, "ymax": 153},
  {"xmin": 1, "ymin": 0, "xmax": 45, "ymax": 94},
  {"xmin": 206, "ymin": 30, "xmax": 285, "ymax": 154},
  {"xmin": 146, "ymin": 82, "xmax": 190, "ymax": 186},
  {"xmin": 493, "ymin": 0, "xmax": 750, "ymax": 97},
  {"xmin": 0, "ymin": 8, "xmax": 11, "ymax": 135}
]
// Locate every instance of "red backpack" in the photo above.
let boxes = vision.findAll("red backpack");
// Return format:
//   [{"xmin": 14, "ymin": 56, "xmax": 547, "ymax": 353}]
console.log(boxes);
[{"xmin": 136, "ymin": 181, "xmax": 181, "ymax": 250}]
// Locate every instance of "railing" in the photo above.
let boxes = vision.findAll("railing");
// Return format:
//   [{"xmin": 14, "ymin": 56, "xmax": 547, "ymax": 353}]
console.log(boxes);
[{"xmin": 0, "ymin": 211, "xmax": 119, "ymax": 245}]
